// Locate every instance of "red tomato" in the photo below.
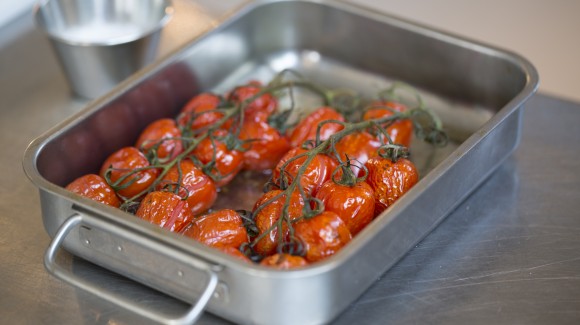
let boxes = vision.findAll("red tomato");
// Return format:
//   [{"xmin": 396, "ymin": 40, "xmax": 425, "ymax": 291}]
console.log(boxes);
[
  {"xmin": 334, "ymin": 131, "xmax": 381, "ymax": 176},
  {"xmin": 315, "ymin": 180, "xmax": 375, "ymax": 236},
  {"xmin": 99, "ymin": 147, "xmax": 159, "ymax": 199},
  {"xmin": 177, "ymin": 93, "xmax": 231, "ymax": 131},
  {"xmin": 157, "ymin": 159, "xmax": 217, "ymax": 216},
  {"xmin": 181, "ymin": 209, "xmax": 248, "ymax": 249},
  {"xmin": 65, "ymin": 174, "xmax": 121, "ymax": 208},
  {"xmin": 260, "ymin": 253, "xmax": 308, "ymax": 269},
  {"xmin": 365, "ymin": 157, "xmax": 419, "ymax": 216},
  {"xmin": 191, "ymin": 129, "xmax": 244, "ymax": 187},
  {"xmin": 135, "ymin": 191, "xmax": 193, "ymax": 232},
  {"xmin": 135, "ymin": 118, "xmax": 183, "ymax": 161},
  {"xmin": 228, "ymin": 81, "xmax": 277, "ymax": 118},
  {"xmin": 252, "ymin": 189, "xmax": 305, "ymax": 256},
  {"xmin": 363, "ymin": 101, "xmax": 413, "ymax": 147},
  {"xmin": 217, "ymin": 246, "xmax": 252, "ymax": 263},
  {"xmin": 272, "ymin": 147, "xmax": 334, "ymax": 196},
  {"xmin": 238, "ymin": 112, "xmax": 291, "ymax": 171},
  {"xmin": 288, "ymin": 106, "xmax": 345, "ymax": 147},
  {"xmin": 294, "ymin": 211, "xmax": 352, "ymax": 263}
]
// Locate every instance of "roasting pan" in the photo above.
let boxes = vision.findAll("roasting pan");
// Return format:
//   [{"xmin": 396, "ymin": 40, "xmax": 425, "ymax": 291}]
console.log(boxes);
[{"xmin": 23, "ymin": 0, "xmax": 538, "ymax": 324}]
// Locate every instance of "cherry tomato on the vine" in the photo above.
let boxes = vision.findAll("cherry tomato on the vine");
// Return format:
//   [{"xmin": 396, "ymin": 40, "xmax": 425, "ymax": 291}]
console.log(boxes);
[
  {"xmin": 228, "ymin": 81, "xmax": 277, "ymax": 118},
  {"xmin": 177, "ymin": 93, "xmax": 231, "ymax": 132},
  {"xmin": 99, "ymin": 146, "xmax": 159, "ymax": 199},
  {"xmin": 157, "ymin": 159, "xmax": 217, "ymax": 216},
  {"xmin": 181, "ymin": 209, "xmax": 248, "ymax": 249},
  {"xmin": 272, "ymin": 147, "xmax": 334, "ymax": 196},
  {"xmin": 252, "ymin": 189, "xmax": 305, "ymax": 256},
  {"xmin": 65, "ymin": 174, "xmax": 121, "ymax": 207},
  {"xmin": 365, "ymin": 157, "xmax": 419, "ymax": 216},
  {"xmin": 191, "ymin": 129, "xmax": 244, "ymax": 187},
  {"xmin": 135, "ymin": 191, "xmax": 193, "ymax": 232},
  {"xmin": 294, "ymin": 211, "xmax": 352, "ymax": 263},
  {"xmin": 315, "ymin": 180, "xmax": 375, "ymax": 236},
  {"xmin": 218, "ymin": 246, "xmax": 252, "ymax": 263},
  {"xmin": 363, "ymin": 101, "xmax": 413, "ymax": 147},
  {"xmin": 288, "ymin": 106, "xmax": 345, "ymax": 147},
  {"xmin": 260, "ymin": 253, "xmax": 308, "ymax": 269},
  {"xmin": 334, "ymin": 131, "xmax": 381, "ymax": 176},
  {"xmin": 238, "ymin": 112, "xmax": 291, "ymax": 171},
  {"xmin": 135, "ymin": 118, "xmax": 183, "ymax": 161}
]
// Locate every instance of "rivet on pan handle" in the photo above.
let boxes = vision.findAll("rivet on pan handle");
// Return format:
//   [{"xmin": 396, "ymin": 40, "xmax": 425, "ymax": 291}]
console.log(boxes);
[{"xmin": 44, "ymin": 214, "xmax": 218, "ymax": 325}]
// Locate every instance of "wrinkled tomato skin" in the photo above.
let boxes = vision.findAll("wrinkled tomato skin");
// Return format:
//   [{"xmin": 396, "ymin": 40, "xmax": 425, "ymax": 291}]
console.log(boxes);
[
  {"xmin": 294, "ymin": 211, "xmax": 352, "ymax": 263},
  {"xmin": 65, "ymin": 174, "xmax": 121, "ymax": 208},
  {"xmin": 260, "ymin": 253, "xmax": 308, "ymax": 269},
  {"xmin": 135, "ymin": 118, "xmax": 183, "ymax": 161},
  {"xmin": 99, "ymin": 147, "xmax": 159, "ymax": 199},
  {"xmin": 363, "ymin": 101, "xmax": 413, "ymax": 147},
  {"xmin": 365, "ymin": 157, "xmax": 419, "ymax": 216},
  {"xmin": 288, "ymin": 106, "xmax": 345, "ymax": 147},
  {"xmin": 315, "ymin": 180, "xmax": 375, "ymax": 236},
  {"xmin": 272, "ymin": 147, "xmax": 334, "ymax": 196},
  {"xmin": 229, "ymin": 81, "xmax": 277, "ymax": 118},
  {"xmin": 177, "ymin": 93, "xmax": 231, "ymax": 131},
  {"xmin": 181, "ymin": 209, "xmax": 248, "ymax": 249},
  {"xmin": 334, "ymin": 132, "xmax": 381, "ymax": 176},
  {"xmin": 252, "ymin": 190, "xmax": 305, "ymax": 256},
  {"xmin": 238, "ymin": 113, "xmax": 291, "ymax": 171},
  {"xmin": 135, "ymin": 191, "xmax": 193, "ymax": 232},
  {"xmin": 158, "ymin": 159, "xmax": 217, "ymax": 216},
  {"xmin": 192, "ymin": 129, "xmax": 244, "ymax": 187}
]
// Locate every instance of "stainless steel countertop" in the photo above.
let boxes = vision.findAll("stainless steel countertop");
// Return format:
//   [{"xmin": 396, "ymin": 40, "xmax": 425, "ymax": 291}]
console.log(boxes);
[{"xmin": 2, "ymin": 2, "xmax": 580, "ymax": 324}]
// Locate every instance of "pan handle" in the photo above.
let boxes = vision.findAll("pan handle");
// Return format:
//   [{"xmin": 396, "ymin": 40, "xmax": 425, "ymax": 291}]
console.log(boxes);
[{"xmin": 44, "ymin": 214, "xmax": 218, "ymax": 325}]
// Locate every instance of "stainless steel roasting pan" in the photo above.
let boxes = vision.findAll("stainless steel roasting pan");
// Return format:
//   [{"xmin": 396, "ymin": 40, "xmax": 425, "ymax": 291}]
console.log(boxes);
[{"xmin": 23, "ymin": 0, "xmax": 539, "ymax": 324}]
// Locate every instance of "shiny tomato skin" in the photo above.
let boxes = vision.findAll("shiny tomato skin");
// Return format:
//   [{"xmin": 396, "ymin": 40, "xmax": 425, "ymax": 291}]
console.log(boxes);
[
  {"xmin": 272, "ymin": 147, "xmax": 334, "ymax": 196},
  {"xmin": 229, "ymin": 81, "xmax": 277, "ymax": 118},
  {"xmin": 191, "ymin": 129, "xmax": 244, "ymax": 187},
  {"xmin": 315, "ymin": 180, "xmax": 375, "ymax": 236},
  {"xmin": 181, "ymin": 209, "xmax": 248, "ymax": 249},
  {"xmin": 294, "ymin": 211, "xmax": 352, "ymax": 263},
  {"xmin": 135, "ymin": 118, "xmax": 183, "ymax": 161},
  {"xmin": 260, "ymin": 253, "xmax": 308, "ymax": 269},
  {"xmin": 365, "ymin": 157, "xmax": 419, "ymax": 216},
  {"xmin": 158, "ymin": 159, "xmax": 217, "ymax": 216},
  {"xmin": 288, "ymin": 106, "xmax": 345, "ymax": 147},
  {"xmin": 65, "ymin": 174, "xmax": 121, "ymax": 208},
  {"xmin": 99, "ymin": 147, "xmax": 159, "ymax": 199},
  {"xmin": 252, "ymin": 189, "xmax": 305, "ymax": 256},
  {"xmin": 238, "ymin": 113, "xmax": 291, "ymax": 171},
  {"xmin": 334, "ymin": 131, "xmax": 381, "ymax": 176},
  {"xmin": 363, "ymin": 101, "xmax": 413, "ymax": 147},
  {"xmin": 135, "ymin": 191, "xmax": 193, "ymax": 232},
  {"xmin": 177, "ymin": 93, "xmax": 231, "ymax": 131}
]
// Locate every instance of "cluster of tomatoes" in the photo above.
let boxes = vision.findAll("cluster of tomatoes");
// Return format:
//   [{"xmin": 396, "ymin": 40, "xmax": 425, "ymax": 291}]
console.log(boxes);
[{"xmin": 65, "ymin": 75, "xmax": 435, "ymax": 269}]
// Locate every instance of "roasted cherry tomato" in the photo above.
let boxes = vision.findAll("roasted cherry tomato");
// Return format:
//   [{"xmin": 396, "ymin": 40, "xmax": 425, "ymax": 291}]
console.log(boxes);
[
  {"xmin": 99, "ymin": 147, "xmax": 159, "ymax": 199},
  {"xmin": 228, "ymin": 81, "xmax": 277, "ymax": 118},
  {"xmin": 252, "ymin": 189, "xmax": 305, "ymax": 256},
  {"xmin": 135, "ymin": 191, "xmax": 193, "ymax": 232},
  {"xmin": 238, "ymin": 112, "xmax": 291, "ymax": 171},
  {"xmin": 157, "ymin": 159, "xmax": 217, "ymax": 215},
  {"xmin": 365, "ymin": 157, "xmax": 419, "ymax": 216},
  {"xmin": 135, "ymin": 118, "xmax": 183, "ymax": 161},
  {"xmin": 334, "ymin": 131, "xmax": 381, "ymax": 176},
  {"xmin": 177, "ymin": 93, "xmax": 231, "ymax": 131},
  {"xmin": 288, "ymin": 106, "xmax": 345, "ymax": 147},
  {"xmin": 272, "ymin": 147, "xmax": 334, "ymax": 195},
  {"xmin": 65, "ymin": 174, "xmax": 121, "ymax": 207},
  {"xmin": 363, "ymin": 101, "xmax": 413, "ymax": 147},
  {"xmin": 191, "ymin": 129, "xmax": 244, "ymax": 187},
  {"xmin": 294, "ymin": 211, "xmax": 352, "ymax": 263},
  {"xmin": 181, "ymin": 209, "xmax": 248, "ymax": 249},
  {"xmin": 315, "ymin": 180, "xmax": 375, "ymax": 236},
  {"xmin": 260, "ymin": 253, "xmax": 308, "ymax": 269},
  {"xmin": 217, "ymin": 246, "xmax": 252, "ymax": 263}
]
